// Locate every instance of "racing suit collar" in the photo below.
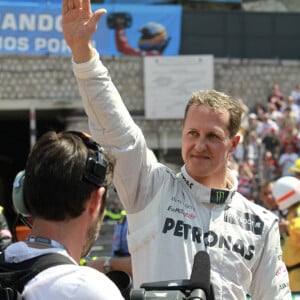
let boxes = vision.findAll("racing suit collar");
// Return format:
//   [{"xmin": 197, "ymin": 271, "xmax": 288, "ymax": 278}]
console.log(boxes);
[{"xmin": 180, "ymin": 166, "xmax": 237, "ymax": 205}]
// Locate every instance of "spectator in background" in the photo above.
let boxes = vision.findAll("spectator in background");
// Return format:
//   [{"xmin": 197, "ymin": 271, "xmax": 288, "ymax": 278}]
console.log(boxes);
[
  {"xmin": 250, "ymin": 101, "xmax": 265, "ymax": 119},
  {"xmin": 228, "ymin": 154, "xmax": 239, "ymax": 179},
  {"xmin": 268, "ymin": 83, "xmax": 285, "ymax": 111},
  {"xmin": 261, "ymin": 127, "xmax": 281, "ymax": 160},
  {"xmin": 237, "ymin": 158, "xmax": 257, "ymax": 201},
  {"xmin": 0, "ymin": 205, "xmax": 12, "ymax": 251},
  {"xmin": 258, "ymin": 180, "xmax": 278, "ymax": 211},
  {"xmin": 238, "ymin": 99, "xmax": 250, "ymax": 131},
  {"xmin": 248, "ymin": 113, "xmax": 262, "ymax": 134},
  {"xmin": 289, "ymin": 158, "xmax": 300, "ymax": 179},
  {"xmin": 266, "ymin": 102, "xmax": 282, "ymax": 124},
  {"xmin": 244, "ymin": 130, "xmax": 261, "ymax": 167},
  {"xmin": 256, "ymin": 112, "xmax": 279, "ymax": 139},
  {"xmin": 233, "ymin": 127, "xmax": 246, "ymax": 164},
  {"xmin": 279, "ymin": 106, "xmax": 298, "ymax": 134},
  {"xmin": 296, "ymin": 121, "xmax": 300, "ymax": 153},
  {"xmin": 290, "ymin": 83, "xmax": 300, "ymax": 107},
  {"xmin": 278, "ymin": 144, "xmax": 298, "ymax": 177},
  {"xmin": 280, "ymin": 95, "xmax": 299, "ymax": 119},
  {"xmin": 104, "ymin": 199, "xmax": 126, "ymax": 222},
  {"xmin": 273, "ymin": 176, "xmax": 300, "ymax": 292},
  {"xmin": 258, "ymin": 150, "xmax": 279, "ymax": 182},
  {"xmin": 258, "ymin": 180, "xmax": 288, "ymax": 239},
  {"xmin": 279, "ymin": 125, "xmax": 298, "ymax": 155},
  {"xmin": 111, "ymin": 215, "xmax": 130, "ymax": 258}
]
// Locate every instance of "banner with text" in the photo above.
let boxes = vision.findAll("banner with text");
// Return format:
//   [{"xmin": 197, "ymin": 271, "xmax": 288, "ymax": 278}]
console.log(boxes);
[{"xmin": 0, "ymin": 2, "xmax": 182, "ymax": 56}]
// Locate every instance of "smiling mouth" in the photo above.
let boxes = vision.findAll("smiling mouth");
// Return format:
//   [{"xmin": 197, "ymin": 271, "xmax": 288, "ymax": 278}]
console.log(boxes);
[{"xmin": 192, "ymin": 154, "xmax": 210, "ymax": 160}]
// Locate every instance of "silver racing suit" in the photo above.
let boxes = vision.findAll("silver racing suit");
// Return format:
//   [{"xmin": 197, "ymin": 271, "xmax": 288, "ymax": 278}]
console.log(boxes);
[{"xmin": 73, "ymin": 52, "xmax": 291, "ymax": 300}]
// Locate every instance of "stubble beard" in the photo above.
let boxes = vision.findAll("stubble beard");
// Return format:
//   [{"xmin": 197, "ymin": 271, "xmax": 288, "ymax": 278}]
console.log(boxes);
[{"xmin": 81, "ymin": 216, "xmax": 102, "ymax": 258}]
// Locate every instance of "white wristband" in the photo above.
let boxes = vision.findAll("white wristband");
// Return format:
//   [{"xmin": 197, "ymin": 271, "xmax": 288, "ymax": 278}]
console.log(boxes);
[{"xmin": 103, "ymin": 256, "xmax": 111, "ymax": 273}]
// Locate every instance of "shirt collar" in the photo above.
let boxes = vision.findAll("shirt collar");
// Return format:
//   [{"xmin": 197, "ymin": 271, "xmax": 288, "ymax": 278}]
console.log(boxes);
[{"xmin": 180, "ymin": 166, "xmax": 236, "ymax": 204}]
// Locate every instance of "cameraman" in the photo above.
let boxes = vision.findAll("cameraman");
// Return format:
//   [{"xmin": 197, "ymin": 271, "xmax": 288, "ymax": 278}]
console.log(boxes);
[{"xmin": 4, "ymin": 131, "xmax": 124, "ymax": 299}]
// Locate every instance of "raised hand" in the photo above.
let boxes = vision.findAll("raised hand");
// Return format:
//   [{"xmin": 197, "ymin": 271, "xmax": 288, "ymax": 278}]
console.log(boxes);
[{"xmin": 62, "ymin": 0, "xmax": 106, "ymax": 62}]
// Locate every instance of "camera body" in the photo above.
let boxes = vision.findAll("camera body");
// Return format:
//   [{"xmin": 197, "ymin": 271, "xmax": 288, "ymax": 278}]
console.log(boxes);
[
  {"xmin": 109, "ymin": 251, "xmax": 214, "ymax": 300},
  {"xmin": 131, "ymin": 289, "xmax": 188, "ymax": 300},
  {"xmin": 130, "ymin": 279, "xmax": 210, "ymax": 300},
  {"xmin": 131, "ymin": 287, "xmax": 207, "ymax": 300},
  {"xmin": 109, "ymin": 273, "xmax": 212, "ymax": 300}
]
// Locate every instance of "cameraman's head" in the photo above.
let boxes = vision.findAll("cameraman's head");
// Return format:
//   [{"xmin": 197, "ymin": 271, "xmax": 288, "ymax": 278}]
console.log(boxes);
[{"xmin": 23, "ymin": 130, "xmax": 114, "ymax": 257}]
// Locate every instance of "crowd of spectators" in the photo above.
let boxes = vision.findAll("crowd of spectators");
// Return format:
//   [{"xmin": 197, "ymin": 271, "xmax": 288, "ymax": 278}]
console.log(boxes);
[{"xmin": 230, "ymin": 83, "xmax": 300, "ymax": 204}]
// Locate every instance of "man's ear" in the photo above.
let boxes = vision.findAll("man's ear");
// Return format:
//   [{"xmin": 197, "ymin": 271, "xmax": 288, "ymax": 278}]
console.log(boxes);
[
  {"xmin": 229, "ymin": 135, "xmax": 240, "ymax": 153},
  {"xmin": 88, "ymin": 187, "xmax": 105, "ymax": 215}
]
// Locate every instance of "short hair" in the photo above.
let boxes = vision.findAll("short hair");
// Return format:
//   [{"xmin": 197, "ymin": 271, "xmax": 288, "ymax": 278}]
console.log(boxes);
[
  {"xmin": 183, "ymin": 90, "xmax": 242, "ymax": 138},
  {"xmin": 24, "ymin": 131, "xmax": 114, "ymax": 221}
]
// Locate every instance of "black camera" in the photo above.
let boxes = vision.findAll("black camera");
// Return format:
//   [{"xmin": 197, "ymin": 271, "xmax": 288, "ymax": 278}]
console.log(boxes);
[
  {"xmin": 108, "ymin": 251, "xmax": 215, "ymax": 300},
  {"xmin": 131, "ymin": 279, "xmax": 214, "ymax": 300}
]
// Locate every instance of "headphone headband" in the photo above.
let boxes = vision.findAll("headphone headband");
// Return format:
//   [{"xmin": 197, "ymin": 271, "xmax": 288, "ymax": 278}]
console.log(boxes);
[{"xmin": 67, "ymin": 131, "xmax": 107, "ymax": 187}]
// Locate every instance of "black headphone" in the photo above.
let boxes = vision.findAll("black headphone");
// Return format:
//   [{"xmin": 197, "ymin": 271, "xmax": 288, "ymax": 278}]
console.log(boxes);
[
  {"xmin": 12, "ymin": 131, "xmax": 107, "ymax": 217},
  {"xmin": 70, "ymin": 131, "xmax": 107, "ymax": 187}
]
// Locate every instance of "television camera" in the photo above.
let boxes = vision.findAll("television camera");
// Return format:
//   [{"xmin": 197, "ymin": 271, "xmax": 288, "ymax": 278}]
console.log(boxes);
[{"xmin": 108, "ymin": 251, "xmax": 215, "ymax": 300}]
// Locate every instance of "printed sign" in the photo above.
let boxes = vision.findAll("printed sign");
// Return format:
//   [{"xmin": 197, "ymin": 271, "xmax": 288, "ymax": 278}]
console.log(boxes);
[
  {"xmin": 0, "ymin": 2, "xmax": 182, "ymax": 56},
  {"xmin": 144, "ymin": 55, "xmax": 214, "ymax": 119}
]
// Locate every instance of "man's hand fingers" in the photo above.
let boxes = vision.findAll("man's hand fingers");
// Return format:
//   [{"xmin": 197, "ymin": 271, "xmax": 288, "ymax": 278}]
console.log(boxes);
[
  {"xmin": 82, "ymin": 0, "xmax": 91, "ymax": 12},
  {"xmin": 68, "ymin": 0, "xmax": 75, "ymax": 10},
  {"xmin": 91, "ymin": 9, "xmax": 107, "ymax": 28},
  {"xmin": 62, "ymin": 0, "xmax": 69, "ymax": 14},
  {"xmin": 62, "ymin": 0, "xmax": 83, "ymax": 14}
]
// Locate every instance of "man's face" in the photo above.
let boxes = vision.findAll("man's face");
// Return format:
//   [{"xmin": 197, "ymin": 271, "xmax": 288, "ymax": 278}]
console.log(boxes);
[
  {"xmin": 181, "ymin": 104, "xmax": 239, "ymax": 188},
  {"xmin": 260, "ymin": 183, "xmax": 277, "ymax": 211}
]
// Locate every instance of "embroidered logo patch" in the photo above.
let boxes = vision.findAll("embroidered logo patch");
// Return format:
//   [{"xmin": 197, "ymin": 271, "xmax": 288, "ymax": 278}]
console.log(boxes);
[{"xmin": 210, "ymin": 189, "xmax": 229, "ymax": 204}]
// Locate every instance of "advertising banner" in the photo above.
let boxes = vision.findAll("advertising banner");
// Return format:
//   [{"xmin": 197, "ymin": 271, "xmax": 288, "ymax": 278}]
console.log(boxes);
[{"xmin": 0, "ymin": 2, "xmax": 182, "ymax": 56}]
